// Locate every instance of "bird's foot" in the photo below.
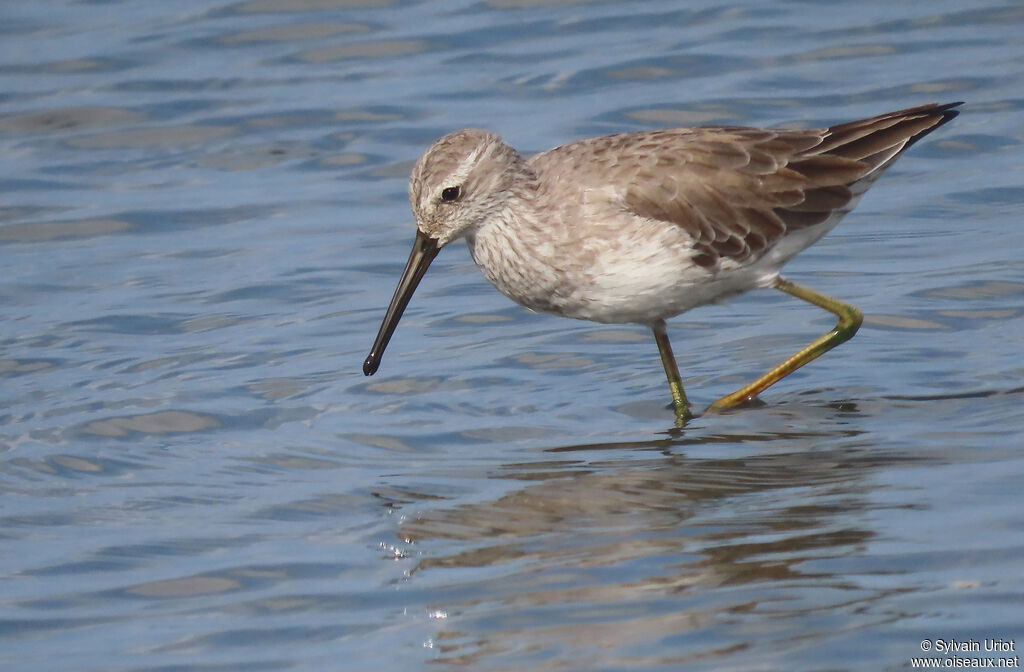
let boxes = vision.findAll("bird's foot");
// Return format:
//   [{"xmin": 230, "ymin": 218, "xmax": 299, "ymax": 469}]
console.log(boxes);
[{"xmin": 705, "ymin": 393, "xmax": 766, "ymax": 414}]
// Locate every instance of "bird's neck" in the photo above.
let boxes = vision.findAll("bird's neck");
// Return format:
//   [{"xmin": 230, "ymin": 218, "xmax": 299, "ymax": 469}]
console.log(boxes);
[{"xmin": 464, "ymin": 175, "xmax": 569, "ymax": 314}]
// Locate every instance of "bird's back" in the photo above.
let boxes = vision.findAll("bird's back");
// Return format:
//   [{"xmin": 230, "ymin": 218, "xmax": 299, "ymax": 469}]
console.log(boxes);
[{"xmin": 528, "ymin": 102, "xmax": 961, "ymax": 272}]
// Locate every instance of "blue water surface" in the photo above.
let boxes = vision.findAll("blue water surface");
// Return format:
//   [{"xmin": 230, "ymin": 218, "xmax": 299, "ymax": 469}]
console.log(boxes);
[{"xmin": 1, "ymin": 1, "xmax": 1023, "ymax": 670}]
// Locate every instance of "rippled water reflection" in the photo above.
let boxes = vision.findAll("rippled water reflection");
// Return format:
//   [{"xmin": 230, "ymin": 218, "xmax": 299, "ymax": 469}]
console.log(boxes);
[{"xmin": 2, "ymin": 1, "xmax": 1023, "ymax": 670}]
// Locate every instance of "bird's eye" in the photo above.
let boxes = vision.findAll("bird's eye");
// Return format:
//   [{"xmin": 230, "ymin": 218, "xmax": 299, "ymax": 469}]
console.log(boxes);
[{"xmin": 440, "ymin": 186, "xmax": 461, "ymax": 202}]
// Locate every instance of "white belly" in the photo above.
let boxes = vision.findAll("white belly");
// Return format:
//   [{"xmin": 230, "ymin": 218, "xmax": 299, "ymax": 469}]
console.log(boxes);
[{"xmin": 466, "ymin": 208, "xmax": 847, "ymax": 326}]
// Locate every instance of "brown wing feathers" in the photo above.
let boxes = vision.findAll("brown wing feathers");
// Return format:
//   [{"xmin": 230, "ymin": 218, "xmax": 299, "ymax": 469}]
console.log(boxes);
[{"xmin": 624, "ymin": 102, "xmax": 961, "ymax": 268}]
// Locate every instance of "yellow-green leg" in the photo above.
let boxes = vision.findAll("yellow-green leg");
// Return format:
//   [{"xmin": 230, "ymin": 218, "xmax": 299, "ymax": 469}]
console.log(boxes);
[
  {"xmin": 707, "ymin": 277, "xmax": 863, "ymax": 412},
  {"xmin": 652, "ymin": 319, "xmax": 691, "ymax": 422}
]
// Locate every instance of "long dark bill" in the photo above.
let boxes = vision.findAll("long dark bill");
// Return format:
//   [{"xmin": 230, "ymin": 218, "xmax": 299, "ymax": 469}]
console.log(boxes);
[{"xmin": 363, "ymin": 230, "xmax": 440, "ymax": 376}]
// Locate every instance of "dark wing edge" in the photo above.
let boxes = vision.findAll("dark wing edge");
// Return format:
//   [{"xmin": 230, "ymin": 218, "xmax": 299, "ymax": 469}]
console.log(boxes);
[{"xmin": 623, "ymin": 102, "xmax": 962, "ymax": 269}]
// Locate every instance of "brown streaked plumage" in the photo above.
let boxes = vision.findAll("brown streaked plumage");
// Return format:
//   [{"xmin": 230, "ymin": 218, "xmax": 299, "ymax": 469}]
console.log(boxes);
[{"xmin": 363, "ymin": 102, "xmax": 961, "ymax": 423}]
